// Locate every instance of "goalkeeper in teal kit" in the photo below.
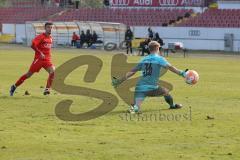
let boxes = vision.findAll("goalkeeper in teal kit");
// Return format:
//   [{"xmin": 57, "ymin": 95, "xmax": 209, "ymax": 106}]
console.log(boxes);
[{"xmin": 112, "ymin": 41, "xmax": 188, "ymax": 114}]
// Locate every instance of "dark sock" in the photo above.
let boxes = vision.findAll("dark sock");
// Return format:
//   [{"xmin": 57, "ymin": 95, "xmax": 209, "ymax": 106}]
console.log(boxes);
[{"xmin": 164, "ymin": 95, "xmax": 174, "ymax": 108}]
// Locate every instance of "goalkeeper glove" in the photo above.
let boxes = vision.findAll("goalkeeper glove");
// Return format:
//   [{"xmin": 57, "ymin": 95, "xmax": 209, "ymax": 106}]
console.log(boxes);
[
  {"xmin": 179, "ymin": 69, "xmax": 188, "ymax": 78},
  {"xmin": 112, "ymin": 77, "xmax": 123, "ymax": 88}
]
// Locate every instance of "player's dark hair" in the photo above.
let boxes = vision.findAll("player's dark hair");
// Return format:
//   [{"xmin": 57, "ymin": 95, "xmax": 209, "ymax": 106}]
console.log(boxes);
[{"xmin": 45, "ymin": 22, "xmax": 53, "ymax": 27}]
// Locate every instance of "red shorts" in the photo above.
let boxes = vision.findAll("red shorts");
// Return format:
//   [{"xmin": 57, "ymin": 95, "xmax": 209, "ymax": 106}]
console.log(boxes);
[{"xmin": 29, "ymin": 58, "xmax": 54, "ymax": 73}]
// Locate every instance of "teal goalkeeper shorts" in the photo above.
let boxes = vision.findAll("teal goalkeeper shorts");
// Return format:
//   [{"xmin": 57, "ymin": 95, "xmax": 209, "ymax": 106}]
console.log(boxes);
[{"xmin": 134, "ymin": 87, "xmax": 168, "ymax": 101}]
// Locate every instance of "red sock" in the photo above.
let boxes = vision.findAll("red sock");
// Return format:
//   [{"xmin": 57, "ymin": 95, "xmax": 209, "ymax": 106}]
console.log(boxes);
[
  {"xmin": 46, "ymin": 72, "xmax": 55, "ymax": 89},
  {"xmin": 15, "ymin": 74, "xmax": 28, "ymax": 87}
]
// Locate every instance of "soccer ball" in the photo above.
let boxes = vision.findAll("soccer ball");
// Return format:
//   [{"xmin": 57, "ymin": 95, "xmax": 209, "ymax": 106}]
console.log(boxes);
[{"xmin": 185, "ymin": 70, "xmax": 199, "ymax": 85}]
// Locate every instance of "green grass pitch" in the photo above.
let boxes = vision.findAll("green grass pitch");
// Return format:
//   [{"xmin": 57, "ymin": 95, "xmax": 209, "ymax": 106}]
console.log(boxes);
[{"xmin": 0, "ymin": 44, "xmax": 240, "ymax": 160}]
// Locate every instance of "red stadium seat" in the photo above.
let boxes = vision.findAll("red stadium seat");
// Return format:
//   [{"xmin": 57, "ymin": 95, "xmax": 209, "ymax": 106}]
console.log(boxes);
[
  {"xmin": 43, "ymin": 8, "xmax": 192, "ymax": 26},
  {"xmin": 177, "ymin": 8, "xmax": 240, "ymax": 28}
]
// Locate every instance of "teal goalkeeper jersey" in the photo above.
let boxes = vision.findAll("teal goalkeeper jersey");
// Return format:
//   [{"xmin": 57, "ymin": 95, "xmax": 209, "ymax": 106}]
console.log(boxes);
[{"xmin": 134, "ymin": 53, "xmax": 170, "ymax": 92}]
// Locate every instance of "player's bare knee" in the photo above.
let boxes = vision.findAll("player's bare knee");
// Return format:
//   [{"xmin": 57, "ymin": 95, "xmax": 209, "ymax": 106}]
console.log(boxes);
[
  {"xmin": 49, "ymin": 71, "xmax": 54, "ymax": 75},
  {"xmin": 26, "ymin": 72, "xmax": 33, "ymax": 78},
  {"xmin": 50, "ymin": 67, "xmax": 55, "ymax": 74},
  {"xmin": 46, "ymin": 67, "xmax": 55, "ymax": 75},
  {"xmin": 162, "ymin": 88, "xmax": 169, "ymax": 96},
  {"xmin": 49, "ymin": 70, "xmax": 55, "ymax": 76}
]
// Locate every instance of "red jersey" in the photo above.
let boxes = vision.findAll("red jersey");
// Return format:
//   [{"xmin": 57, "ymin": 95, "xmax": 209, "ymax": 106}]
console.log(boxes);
[
  {"xmin": 72, "ymin": 34, "xmax": 80, "ymax": 41},
  {"xmin": 32, "ymin": 33, "xmax": 53, "ymax": 60}
]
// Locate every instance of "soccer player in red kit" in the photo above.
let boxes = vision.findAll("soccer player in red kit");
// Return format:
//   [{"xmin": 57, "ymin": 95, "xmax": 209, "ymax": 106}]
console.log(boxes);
[{"xmin": 10, "ymin": 22, "xmax": 55, "ymax": 96}]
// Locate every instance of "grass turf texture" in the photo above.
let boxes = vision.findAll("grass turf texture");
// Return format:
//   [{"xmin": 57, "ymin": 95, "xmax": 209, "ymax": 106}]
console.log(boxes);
[{"xmin": 0, "ymin": 44, "xmax": 240, "ymax": 160}]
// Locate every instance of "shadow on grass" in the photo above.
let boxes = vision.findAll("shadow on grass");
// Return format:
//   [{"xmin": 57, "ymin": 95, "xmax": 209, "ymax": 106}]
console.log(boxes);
[
  {"xmin": 59, "ymin": 122, "xmax": 97, "ymax": 127},
  {"xmin": 0, "ymin": 95, "xmax": 46, "ymax": 100},
  {"xmin": 107, "ymin": 108, "xmax": 172, "ymax": 116}
]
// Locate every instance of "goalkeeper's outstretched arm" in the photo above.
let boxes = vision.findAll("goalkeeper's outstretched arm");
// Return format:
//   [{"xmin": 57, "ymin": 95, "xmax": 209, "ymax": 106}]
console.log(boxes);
[
  {"xmin": 121, "ymin": 70, "xmax": 137, "ymax": 82},
  {"xmin": 166, "ymin": 65, "xmax": 188, "ymax": 78},
  {"xmin": 112, "ymin": 68, "xmax": 138, "ymax": 88}
]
